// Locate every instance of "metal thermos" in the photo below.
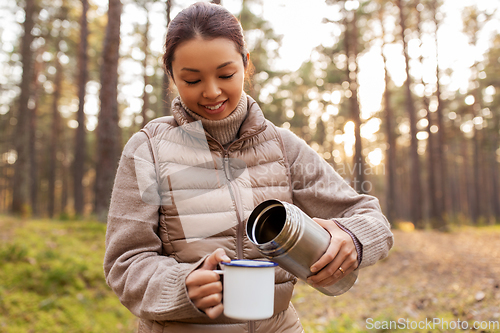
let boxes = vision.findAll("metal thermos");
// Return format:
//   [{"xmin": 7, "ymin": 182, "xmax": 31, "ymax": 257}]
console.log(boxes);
[{"xmin": 246, "ymin": 199, "xmax": 358, "ymax": 296}]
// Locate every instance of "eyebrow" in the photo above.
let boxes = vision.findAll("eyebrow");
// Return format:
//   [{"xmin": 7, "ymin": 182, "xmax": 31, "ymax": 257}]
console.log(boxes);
[{"xmin": 181, "ymin": 61, "xmax": 234, "ymax": 72}]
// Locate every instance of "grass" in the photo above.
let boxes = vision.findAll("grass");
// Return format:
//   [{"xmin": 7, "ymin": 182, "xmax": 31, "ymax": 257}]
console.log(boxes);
[
  {"xmin": 0, "ymin": 216, "xmax": 137, "ymax": 333},
  {"xmin": 1, "ymin": 216, "xmax": 499, "ymax": 332}
]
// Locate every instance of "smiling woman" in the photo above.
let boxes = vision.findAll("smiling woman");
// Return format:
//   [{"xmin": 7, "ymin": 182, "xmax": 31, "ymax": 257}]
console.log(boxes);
[
  {"xmin": 171, "ymin": 37, "xmax": 246, "ymax": 120},
  {"xmin": 103, "ymin": 2, "xmax": 393, "ymax": 333}
]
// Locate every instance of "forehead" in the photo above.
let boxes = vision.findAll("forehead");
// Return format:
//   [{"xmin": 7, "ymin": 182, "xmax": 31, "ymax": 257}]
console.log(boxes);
[{"xmin": 172, "ymin": 37, "xmax": 243, "ymax": 71}]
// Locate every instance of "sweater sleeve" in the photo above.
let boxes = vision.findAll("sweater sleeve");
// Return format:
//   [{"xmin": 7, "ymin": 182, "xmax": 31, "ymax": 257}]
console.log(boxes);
[
  {"xmin": 103, "ymin": 131, "xmax": 207, "ymax": 321},
  {"xmin": 278, "ymin": 128, "xmax": 394, "ymax": 269}
]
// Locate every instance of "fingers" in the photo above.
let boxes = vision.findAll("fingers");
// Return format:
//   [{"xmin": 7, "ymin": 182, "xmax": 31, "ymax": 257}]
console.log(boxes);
[
  {"xmin": 308, "ymin": 218, "xmax": 359, "ymax": 287},
  {"xmin": 187, "ymin": 275, "xmax": 223, "ymax": 300},
  {"xmin": 205, "ymin": 303, "xmax": 224, "ymax": 319},
  {"xmin": 186, "ymin": 269, "xmax": 221, "ymax": 287},
  {"xmin": 310, "ymin": 218, "xmax": 344, "ymax": 273},
  {"xmin": 186, "ymin": 270, "xmax": 224, "ymax": 318},
  {"xmin": 200, "ymin": 248, "xmax": 231, "ymax": 271},
  {"xmin": 186, "ymin": 248, "xmax": 230, "ymax": 319},
  {"xmin": 308, "ymin": 253, "xmax": 358, "ymax": 287},
  {"xmin": 190, "ymin": 282, "xmax": 223, "ymax": 309}
]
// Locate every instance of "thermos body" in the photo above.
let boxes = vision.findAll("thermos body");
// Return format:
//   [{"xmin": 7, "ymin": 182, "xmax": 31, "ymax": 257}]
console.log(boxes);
[{"xmin": 246, "ymin": 199, "xmax": 358, "ymax": 296}]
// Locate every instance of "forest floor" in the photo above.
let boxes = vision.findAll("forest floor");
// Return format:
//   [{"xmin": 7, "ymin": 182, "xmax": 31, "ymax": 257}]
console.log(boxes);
[
  {"xmin": 293, "ymin": 225, "xmax": 500, "ymax": 332},
  {"xmin": 0, "ymin": 216, "xmax": 499, "ymax": 332}
]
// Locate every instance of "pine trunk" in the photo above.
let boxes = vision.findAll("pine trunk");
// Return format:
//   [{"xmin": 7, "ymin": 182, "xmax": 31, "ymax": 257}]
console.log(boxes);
[
  {"xmin": 48, "ymin": 47, "xmax": 63, "ymax": 218},
  {"xmin": 344, "ymin": 11, "xmax": 365, "ymax": 194},
  {"xmin": 398, "ymin": 0, "xmax": 423, "ymax": 228},
  {"xmin": 380, "ymin": 8, "xmax": 397, "ymax": 223},
  {"xmin": 432, "ymin": 0, "xmax": 448, "ymax": 224},
  {"xmin": 162, "ymin": 0, "xmax": 172, "ymax": 116},
  {"xmin": 141, "ymin": 8, "xmax": 150, "ymax": 128},
  {"xmin": 29, "ymin": 54, "xmax": 41, "ymax": 216},
  {"xmin": 11, "ymin": 0, "xmax": 35, "ymax": 215},
  {"xmin": 74, "ymin": 0, "xmax": 89, "ymax": 217},
  {"xmin": 94, "ymin": 0, "xmax": 123, "ymax": 222}
]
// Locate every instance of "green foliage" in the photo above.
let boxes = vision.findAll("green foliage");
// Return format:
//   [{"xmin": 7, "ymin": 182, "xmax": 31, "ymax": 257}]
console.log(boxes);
[{"xmin": 0, "ymin": 217, "xmax": 137, "ymax": 332}]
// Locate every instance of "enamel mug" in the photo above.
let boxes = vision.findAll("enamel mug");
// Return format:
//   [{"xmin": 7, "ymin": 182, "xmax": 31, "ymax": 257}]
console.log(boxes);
[{"xmin": 215, "ymin": 259, "xmax": 278, "ymax": 320}]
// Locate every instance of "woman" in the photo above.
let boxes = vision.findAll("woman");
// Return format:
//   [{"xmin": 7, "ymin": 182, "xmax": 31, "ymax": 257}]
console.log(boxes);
[{"xmin": 104, "ymin": 2, "xmax": 393, "ymax": 332}]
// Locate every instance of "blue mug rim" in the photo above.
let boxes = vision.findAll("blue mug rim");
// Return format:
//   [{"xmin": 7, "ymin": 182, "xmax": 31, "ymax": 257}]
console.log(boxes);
[{"xmin": 221, "ymin": 259, "xmax": 278, "ymax": 268}]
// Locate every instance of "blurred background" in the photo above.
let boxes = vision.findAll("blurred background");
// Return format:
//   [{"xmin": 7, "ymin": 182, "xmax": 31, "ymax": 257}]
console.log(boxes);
[
  {"xmin": 0, "ymin": 0, "xmax": 499, "ymax": 332},
  {"xmin": 1, "ymin": 0, "xmax": 500, "ymax": 227}
]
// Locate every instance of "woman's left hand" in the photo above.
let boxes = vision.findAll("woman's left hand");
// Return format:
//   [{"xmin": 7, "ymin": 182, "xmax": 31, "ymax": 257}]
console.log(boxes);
[{"xmin": 307, "ymin": 218, "xmax": 358, "ymax": 288}]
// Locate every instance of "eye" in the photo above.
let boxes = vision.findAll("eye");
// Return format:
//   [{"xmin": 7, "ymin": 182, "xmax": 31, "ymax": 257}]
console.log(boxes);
[
  {"xmin": 220, "ymin": 73, "xmax": 235, "ymax": 79},
  {"xmin": 184, "ymin": 80, "xmax": 200, "ymax": 85}
]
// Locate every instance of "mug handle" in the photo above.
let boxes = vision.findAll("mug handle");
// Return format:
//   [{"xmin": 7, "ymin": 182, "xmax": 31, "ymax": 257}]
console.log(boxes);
[{"xmin": 213, "ymin": 270, "xmax": 224, "ymax": 275}]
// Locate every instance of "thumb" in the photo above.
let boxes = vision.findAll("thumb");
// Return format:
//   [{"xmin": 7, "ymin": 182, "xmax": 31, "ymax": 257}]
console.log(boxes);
[{"xmin": 200, "ymin": 248, "xmax": 231, "ymax": 270}]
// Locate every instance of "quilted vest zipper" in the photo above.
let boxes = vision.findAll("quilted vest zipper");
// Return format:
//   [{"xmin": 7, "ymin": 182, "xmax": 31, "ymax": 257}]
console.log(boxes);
[
  {"xmin": 249, "ymin": 320, "xmax": 255, "ymax": 332},
  {"xmin": 222, "ymin": 151, "xmax": 244, "ymax": 259},
  {"xmin": 215, "ymin": 124, "xmax": 267, "ymax": 260}
]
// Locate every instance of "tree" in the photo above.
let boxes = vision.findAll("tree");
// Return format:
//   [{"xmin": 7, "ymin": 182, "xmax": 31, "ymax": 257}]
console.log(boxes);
[
  {"xmin": 378, "ymin": 1, "xmax": 397, "ymax": 224},
  {"xmin": 140, "ymin": 1, "xmax": 151, "ymax": 128},
  {"xmin": 483, "ymin": 35, "xmax": 500, "ymax": 221},
  {"xmin": 12, "ymin": 0, "xmax": 36, "ymax": 216},
  {"xmin": 48, "ymin": 36, "xmax": 63, "ymax": 218},
  {"xmin": 431, "ymin": 0, "xmax": 448, "ymax": 224},
  {"xmin": 397, "ymin": 0, "xmax": 423, "ymax": 228},
  {"xmin": 73, "ymin": 0, "xmax": 89, "ymax": 217},
  {"xmin": 94, "ymin": 0, "xmax": 122, "ymax": 222},
  {"xmin": 162, "ymin": 0, "xmax": 172, "ymax": 116},
  {"xmin": 343, "ymin": 5, "xmax": 366, "ymax": 194},
  {"xmin": 415, "ymin": 1, "xmax": 441, "ymax": 228}
]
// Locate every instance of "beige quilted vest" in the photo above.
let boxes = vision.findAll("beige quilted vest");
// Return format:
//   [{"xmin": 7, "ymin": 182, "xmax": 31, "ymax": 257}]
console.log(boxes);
[{"xmin": 139, "ymin": 97, "xmax": 300, "ymax": 331}]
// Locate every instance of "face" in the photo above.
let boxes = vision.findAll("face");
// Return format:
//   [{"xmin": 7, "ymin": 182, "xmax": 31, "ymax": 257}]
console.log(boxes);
[{"xmin": 171, "ymin": 37, "xmax": 247, "ymax": 121}]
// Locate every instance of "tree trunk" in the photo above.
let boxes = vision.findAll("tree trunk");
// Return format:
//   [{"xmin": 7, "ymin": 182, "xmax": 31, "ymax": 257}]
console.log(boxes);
[
  {"xmin": 398, "ymin": 0, "xmax": 423, "ymax": 228},
  {"xmin": 94, "ymin": 0, "xmax": 123, "ymax": 222},
  {"xmin": 432, "ymin": 0, "xmax": 448, "ymax": 223},
  {"xmin": 490, "ymin": 110, "xmax": 500, "ymax": 221},
  {"xmin": 416, "ymin": 3, "xmax": 445, "ymax": 229},
  {"xmin": 141, "ymin": 5, "xmax": 150, "ymax": 128},
  {"xmin": 29, "ymin": 50, "xmax": 42, "ymax": 217},
  {"xmin": 471, "ymin": 80, "xmax": 483, "ymax": 224},
  {"xmin": 48, "ymin": 47, "xmax": 63, "ymax": 218},
  {"xmin": 379, "ymin": 7, "xmax": 397, "ymax": 224},
  {"xmin": 74, "ymin": 0, "xmax": 89, "ymax": 217},
  {"xmin": 344, "ymin": 10, "xmax": 365, "ymax": 194},
  {"xmin": 162, "ymin": 0, "xmax": 172, "ymax": 116},
  {"xmin": 11, "ymin": 0, "xmax": 35, "ymax": 216}
]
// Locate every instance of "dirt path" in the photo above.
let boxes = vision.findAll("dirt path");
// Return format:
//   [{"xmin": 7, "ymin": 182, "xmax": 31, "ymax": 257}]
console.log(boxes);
[{"xmin": 292, "ymin": 227, "xmax": 500, "ymax": 332}]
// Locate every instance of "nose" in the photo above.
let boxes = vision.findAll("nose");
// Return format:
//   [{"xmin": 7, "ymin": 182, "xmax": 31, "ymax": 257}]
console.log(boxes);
[{"xmin": 202, "ymin": 79, "xmax": 221, "ymax": 99}]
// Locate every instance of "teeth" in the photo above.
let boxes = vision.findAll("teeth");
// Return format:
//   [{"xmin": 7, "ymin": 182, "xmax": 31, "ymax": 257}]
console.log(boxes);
[{"xmin": 205, "ymin": 101, "xmax": 224, "ymax": 110}]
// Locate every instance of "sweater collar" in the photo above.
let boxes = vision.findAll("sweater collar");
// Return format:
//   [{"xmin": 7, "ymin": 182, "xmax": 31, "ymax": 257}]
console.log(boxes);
[{"xmin": 171, "ymin": 93, "xmax": 267, "ymax": 146}]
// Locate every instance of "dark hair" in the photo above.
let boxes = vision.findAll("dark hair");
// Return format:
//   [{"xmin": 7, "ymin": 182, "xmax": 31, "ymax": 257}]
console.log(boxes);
[{"xmin": 163, "ymin": 2, "xmax": 249, "ymax": 79}]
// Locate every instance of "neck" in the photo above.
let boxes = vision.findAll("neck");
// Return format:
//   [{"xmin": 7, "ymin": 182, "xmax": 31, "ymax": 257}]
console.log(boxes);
[{"xmin": 177, "ymin": 94, "xmax": 248, "ymax": 146}]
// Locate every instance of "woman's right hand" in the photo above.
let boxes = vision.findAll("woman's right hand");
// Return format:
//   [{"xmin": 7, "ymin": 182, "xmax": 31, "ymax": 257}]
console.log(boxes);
[{"xmin": 186, "ymin": 248, "xmax": 230, "ymax": 319}]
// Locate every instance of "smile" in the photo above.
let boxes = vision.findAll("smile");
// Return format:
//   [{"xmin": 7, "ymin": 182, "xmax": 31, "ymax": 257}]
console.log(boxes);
[{"xmin": 204, "ymin": 100, "xmax": 226, "ymax": 110}]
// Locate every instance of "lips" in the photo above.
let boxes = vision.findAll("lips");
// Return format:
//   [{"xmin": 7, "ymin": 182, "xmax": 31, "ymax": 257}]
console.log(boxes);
[{"xmin": 202, "ymin": 100, "xmax": 227, "ymax": 114}]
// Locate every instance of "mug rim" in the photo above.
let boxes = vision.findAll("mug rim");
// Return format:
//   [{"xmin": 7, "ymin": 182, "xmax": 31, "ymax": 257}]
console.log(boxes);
[{"xmin": 221, "ymin": 259, "xmax": 278, "ymax": 268}]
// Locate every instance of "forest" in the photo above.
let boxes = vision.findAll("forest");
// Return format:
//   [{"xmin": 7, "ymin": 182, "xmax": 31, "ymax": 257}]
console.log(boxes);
[{"xmin": 1, "ymin": 0, "xmax": 499, "ymax": 230}]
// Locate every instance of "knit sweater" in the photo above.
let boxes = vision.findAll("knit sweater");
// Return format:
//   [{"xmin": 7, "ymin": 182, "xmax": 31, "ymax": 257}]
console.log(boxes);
[
  {"xmin": 177, "ymin": 93, "xmax": 248, "ymax": 146},
  {"xmin": 104, "ymin": 94, "xmax": 394, "ymax": 325}
]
